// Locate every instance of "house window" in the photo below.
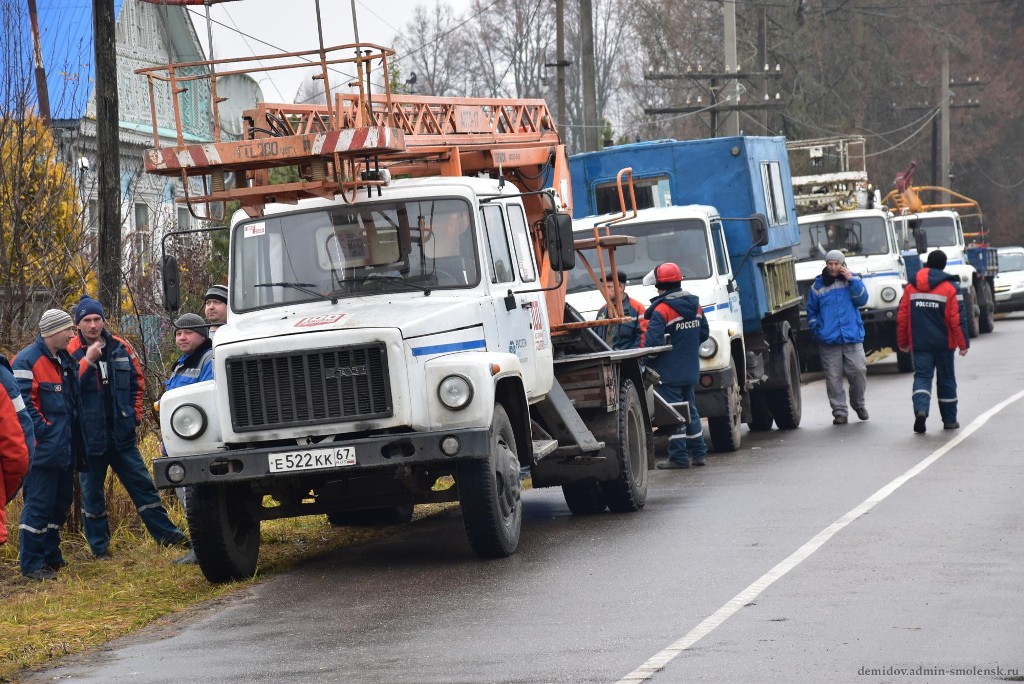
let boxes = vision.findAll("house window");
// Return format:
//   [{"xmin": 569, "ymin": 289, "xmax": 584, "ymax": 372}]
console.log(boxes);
[
  {"xmin": 88, "ymin": 200, "xmax": 98, "ymax": 234},
  {"xmin": 135, "ymin": 203, "xmax": 150, "ymax": 267},
  {"xmin": 178, "ymin": 207, "xmax": 190, "ymax": 231}
]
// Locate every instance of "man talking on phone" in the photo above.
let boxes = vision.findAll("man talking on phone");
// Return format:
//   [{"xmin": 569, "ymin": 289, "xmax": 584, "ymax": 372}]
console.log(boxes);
[{"xmin": 806, "ymin": 250, "xmax": 869, "ymax": 425}]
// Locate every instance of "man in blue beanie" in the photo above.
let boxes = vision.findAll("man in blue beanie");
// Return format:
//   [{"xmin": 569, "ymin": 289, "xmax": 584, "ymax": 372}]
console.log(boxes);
[{"xmin": 67, "ymin": 295, "xmax": 194, "ymax": 564}]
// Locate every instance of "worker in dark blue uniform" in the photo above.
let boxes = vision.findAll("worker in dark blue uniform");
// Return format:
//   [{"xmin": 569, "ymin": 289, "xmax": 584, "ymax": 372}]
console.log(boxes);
[
  {"xmin": 595, "ymin": 271, "xmax": 647, "ymax": 350},
  {"xmin": 13, "ymin": 309, "xmax": 86, "ymax": 580},
  {"xmin": 642, "ymin": 263, "xmax": 710, "ymax": 469}
]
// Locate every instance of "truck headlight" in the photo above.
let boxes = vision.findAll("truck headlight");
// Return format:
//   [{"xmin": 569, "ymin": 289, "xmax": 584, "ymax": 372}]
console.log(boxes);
[
  {"xmin": 438, "ymin": 374, "xmax": 473, "ymax": 410},
  {"xmin": 170, "ymin": 404, "xmax": 207, "ymax": 440},
  {"xmin": 699, "ymin": 337, "xmax": 719, "ymax": 359},
  {"xmin": 881, "ymin": 286, "xmax": 898, "ymax": 303}
]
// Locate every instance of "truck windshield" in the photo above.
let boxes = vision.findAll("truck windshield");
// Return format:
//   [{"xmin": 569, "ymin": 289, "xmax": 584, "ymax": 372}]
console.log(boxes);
[
  {"xmin": 998, "ymin": 253, "xmax": 1024, "ymax": 273},
  {"xmin": 567, "ymin": 218, "xmax": 711, "ymax": 294},
  {"xmin": 796, "ymin": 216, "xmax": 890, "ymax": 262},
  {"xmin": 895, "ymin": 215, "xmax": 960, "ymax": 249},
  {"xmin": 231, "ymin": 198, "xmax": 479, "ymax": 312}
]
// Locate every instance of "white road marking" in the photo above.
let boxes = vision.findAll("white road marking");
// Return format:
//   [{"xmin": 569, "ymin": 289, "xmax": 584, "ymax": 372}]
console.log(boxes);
[{"xmin": 616, "ymin": 388, "xmax": 1024, "ymax": 683}]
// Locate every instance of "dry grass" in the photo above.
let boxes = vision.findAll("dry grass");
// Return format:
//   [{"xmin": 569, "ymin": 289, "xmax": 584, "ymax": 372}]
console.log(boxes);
[{"xmin": 0, "ymin": 433, "xmax": 457, "ymax": 681}]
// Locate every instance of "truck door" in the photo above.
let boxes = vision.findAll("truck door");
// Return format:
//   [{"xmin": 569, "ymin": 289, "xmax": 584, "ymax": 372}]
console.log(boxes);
[
  {"xmin": 711, "ymin": 218, "xmax": 743, "ymax": 326},
  {"xmin": 480, "ymin": 203, "xmax": 553, "ymax": 399}
]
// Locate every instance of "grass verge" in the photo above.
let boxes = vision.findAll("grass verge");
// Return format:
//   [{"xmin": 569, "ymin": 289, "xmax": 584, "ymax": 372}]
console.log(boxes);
[{"xmin": 0, "ymin": 493, "xmax": 455, "ymax": 681}]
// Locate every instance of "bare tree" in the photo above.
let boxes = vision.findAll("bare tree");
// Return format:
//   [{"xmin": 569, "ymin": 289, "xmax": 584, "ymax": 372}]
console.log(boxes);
[{"xmin": 392, "ymin": 2, "xmax": 472, "ymax": 96}]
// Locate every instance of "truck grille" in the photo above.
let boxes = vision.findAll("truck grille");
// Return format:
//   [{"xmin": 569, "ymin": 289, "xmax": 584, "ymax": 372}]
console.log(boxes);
[{"xmin": 226, "ymin": 344, "xmax": 392, "ymax": 431}]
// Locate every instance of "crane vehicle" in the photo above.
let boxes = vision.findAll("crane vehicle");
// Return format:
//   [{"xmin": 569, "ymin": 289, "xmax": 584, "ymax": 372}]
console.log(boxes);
[
  {"xmin": 884, "ymin": 162, "xmax": 996, "ymax": 338},
  {"xmin": 139, "ymin": 44, "xmax": 688, "ymax": 582},
  {"xmin": 787, "ymin": 136, "xmax": 913, "ymax": 373}
]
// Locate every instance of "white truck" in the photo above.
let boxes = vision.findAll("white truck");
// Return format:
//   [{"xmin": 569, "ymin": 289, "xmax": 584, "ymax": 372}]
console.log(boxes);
[
  {"xmin": 884, "ymin": 166, "xmax": 997, "ymax": 338},
  {"xmin": 566, "ymin": 137, "xmax": 805, "ymax": 454},
  {"xmin": 140, "ymin": 46, "xmax": 676, "ymax": 583},
  {"xmin": 786, "ymin": 136, "xmax": 913, "ymax": 372}
]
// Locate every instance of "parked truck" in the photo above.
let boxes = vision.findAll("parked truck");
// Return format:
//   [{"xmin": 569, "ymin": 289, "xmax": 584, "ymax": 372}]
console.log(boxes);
[
  {"xmin": 139, "ymin": 45, "xmax": 682, "ymax": 583},
  {"xmin": 565, "ymin": 137, "xmax": 804, "ymax": 453},
  {"xmin": 884, "ymin": 162, "xmax": 997, "ymax": 338},
  {"xmin": 786, "ymin": 137, "xmax": 914, "ymax": 373}
]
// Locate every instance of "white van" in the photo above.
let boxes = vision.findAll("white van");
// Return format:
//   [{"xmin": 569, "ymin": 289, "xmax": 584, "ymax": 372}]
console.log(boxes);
[{"xmin": 994, "ymin": 246, "xmax": 1024, "ymax": 313}]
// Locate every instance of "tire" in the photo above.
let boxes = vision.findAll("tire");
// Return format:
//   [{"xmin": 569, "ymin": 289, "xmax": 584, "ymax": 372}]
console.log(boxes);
[
  {"xmin": 600, "ymin": 378, "xmax": 649, "ymax": 513},
  {"xmin": 186, "ymin": 484, "xmax": 261, "ymax": 584},
  {"xmin": 766, "ymin": 338, "xmax": 802, "ymax": 429},
  {"xmin": 327, "ymin": 503, "xmax": 414, "ymax": 527},
  {"xmin": 896, "ymin": 349, "xmax": 914, "ymax": 373},
  {"xmin": 708, "ymin": 375, "xmax": 742, "ymax": 452},
  {"xmin": 747, "ymin": 391, "xmax": 774, "ymax": 431},
  {"xmin": 978, "ymin": 281, "xmax": 995, "ymax": 334},
  {"xmin": 562, "ymin": 480, "xmax": 607, "ymax": 515},
  {"xmin": 964, "ymin": 288, "xmax": 980, "ymax": 338},
  {"xmin": 457, "ymin": 403, "xmax": 522, "ymax": 558}
]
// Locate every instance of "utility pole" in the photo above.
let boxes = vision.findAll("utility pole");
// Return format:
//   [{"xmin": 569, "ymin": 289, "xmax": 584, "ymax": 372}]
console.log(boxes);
[
  {"xmin": 579, "ymin": 0, "xmax": 598, "ymax": 151},
  {"xmin": 722, "ymin": 0, "xmax": 739, "ymax": 136},
  {"xmin": 94, "ymin": 0, "xmax": 122, "ymax": 318},
  {"xmin": 940, "ymin": 43, "xmax": 950, "ymax": 204},
  {"xmin": 544, "ymin": 0, "xmax": 572, "ymax": 143},
  {"xmin": 27, "ymin": 0, "xmax": 50, "ymax": 123}
]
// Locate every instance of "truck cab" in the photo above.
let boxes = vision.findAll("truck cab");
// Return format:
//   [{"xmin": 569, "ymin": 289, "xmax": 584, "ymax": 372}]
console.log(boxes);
[
  {"xmin": 794, "ymin": 208, "xmax": 911, "ymax": 372},
  {"xmin": 892, "ymin": 210, "xmax": 995, "ymax": 337}
]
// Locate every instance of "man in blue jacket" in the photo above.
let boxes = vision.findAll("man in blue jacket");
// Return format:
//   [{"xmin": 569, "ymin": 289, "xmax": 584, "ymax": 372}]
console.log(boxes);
[
  {"xmin": 806, "ymin": 250, "xmax": 869, "ymax": 425},
  {"xmin": 642, "ymin": 263, "xmax": 710, "ymax": 469},
  {"xmin": 67, "ymin": 295, "xmax": 190, "ymax": 562}
]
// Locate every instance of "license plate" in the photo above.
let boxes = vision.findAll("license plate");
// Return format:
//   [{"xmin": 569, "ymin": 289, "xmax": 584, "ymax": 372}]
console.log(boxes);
[
  {"xmin": 996, "ymin": 293, "xmax": 1010, "ymax": 301},
  {"xmin": 268, "ymin": 445, "xmax": 356, "ymax": 473}
]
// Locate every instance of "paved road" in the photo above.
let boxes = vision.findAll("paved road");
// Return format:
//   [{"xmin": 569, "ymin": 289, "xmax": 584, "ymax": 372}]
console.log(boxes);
[{"xmin": 27, "ymin": 316, "xmax": 1024, "ymax": 683}]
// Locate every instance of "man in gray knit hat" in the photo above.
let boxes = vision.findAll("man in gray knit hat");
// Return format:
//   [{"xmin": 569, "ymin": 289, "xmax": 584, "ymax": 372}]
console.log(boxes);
[
  {"xmin": 12, "ymin": 309, "xmax": 86, "ymax": 579},
  {"xmin": 806, "ymin": 250, "xmax": 870, "ymax": 424}
]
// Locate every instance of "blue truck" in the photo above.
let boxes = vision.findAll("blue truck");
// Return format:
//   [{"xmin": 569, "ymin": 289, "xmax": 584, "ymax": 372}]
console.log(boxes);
[{"xmin": 566, "ymin": 137, "xmax": 804, "ymax": 450}]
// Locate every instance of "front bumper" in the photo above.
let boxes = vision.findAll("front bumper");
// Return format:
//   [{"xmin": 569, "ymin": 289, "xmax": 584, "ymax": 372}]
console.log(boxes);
[
  {"xmin": 694, "ymin": 366, "xmax": 737, "ymax": 418},
  {"xmin": 154, "ymin": 427, "xmax": 491, "ymax": 488},
  {"xmin": 995, "ymin": 290, "xmax": 1024, "ymax": 313}
]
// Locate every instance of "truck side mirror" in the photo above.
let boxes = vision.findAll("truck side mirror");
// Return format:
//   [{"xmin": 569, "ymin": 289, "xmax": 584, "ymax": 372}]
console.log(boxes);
[
  {"xmin": 749, "ymin": 213, "xmax": 769, "ymax": 247},
  {"xmin": 546, "ymin": 212, "xmax": 576, "ymax": 271},
  {"xmin": 161, "ymin": 254, "xmax": 181, "ymax": 313}
]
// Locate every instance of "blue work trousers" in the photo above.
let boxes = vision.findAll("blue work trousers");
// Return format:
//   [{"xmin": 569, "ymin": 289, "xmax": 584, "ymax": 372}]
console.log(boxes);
[
  {"xmin": 19, "ymin": 463, "xmax": 74, "ymax": 575},
  {"xmin": 79, "ymin": 445, "xmax": 185, "ymax": 556},
  {"xmin": 912, "ymin": 349, "xmax": 958, "ymax": 424},
  {"xmin": 658, "ymin": 384, "xmax": 707, "ymax": 466}
]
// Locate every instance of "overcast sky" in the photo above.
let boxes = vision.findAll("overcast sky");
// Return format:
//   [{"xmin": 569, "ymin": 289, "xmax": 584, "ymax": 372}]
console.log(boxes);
[{"xmin": 189, "ymin": 0, "xmax": 469, "ymax": 103}]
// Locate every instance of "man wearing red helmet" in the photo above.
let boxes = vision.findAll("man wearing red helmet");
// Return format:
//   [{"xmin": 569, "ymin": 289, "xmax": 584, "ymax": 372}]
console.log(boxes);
[{"xmin": 642, "ymin": 262, "xmax": 710, "ymax": 469}]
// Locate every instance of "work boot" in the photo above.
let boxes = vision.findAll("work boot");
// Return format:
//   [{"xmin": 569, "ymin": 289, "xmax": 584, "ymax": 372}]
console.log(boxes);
[
  {"xmin": 172, "ymin": 548, "xmax": 197, "ymax": 565},
  {"xmin": 914, "ymin": 411, "xmax": 927, "ymax": 434},
  {"xmin": 691, "ymin": 458, "xmax": 707, "ymax": 467},
  {"xmin": 24, "ymin": 567, "xmax": 57, "ymax": 582},
  {"xmin": 656, "ymin": 460, "xmax": 690, "ymax": 470},
  {"xmin": 855, "ymin": 407, "xmax": 869, "ymax": 421},
  {"xmin": 943, "ymin": 421, "xmax": 960, "ymax": 430},
  {"xmin": 833, "ymin": 414, "xmax": 848, "ymax": 425}
]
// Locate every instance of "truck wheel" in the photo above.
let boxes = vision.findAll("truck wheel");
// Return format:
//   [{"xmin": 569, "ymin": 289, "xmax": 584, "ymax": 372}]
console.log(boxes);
[
  {"xmin": 766, "ymin": 339, "xmax": 802, "ymax": 429},
  {"xmin": 747, "ymin": 391, "xmax": 774, "ymax": 431},
  {"xmin": 600, "ymin": 378, "xmax": 649, "ymax": 513},
  {"xmin": 964, "ymin": 288, "xmax": 980, "ymax": 338},
  {"xmin": 327, "ymin": 504, "xmax": 414, "ymax": 527},
  {"xmin": 708, "ymin": 378, "xmax": 742, "ymax": 452},
  {"xmin": 896, "ymin": 349, "xmax": 914, "ymax": 373},
  {"xmin": 562, "ymin": 480, "xmax": 607, "ymax": 515},
  {"xmin": 978, "ymin": 281, "xmax": 995, "ymax": 334},
  {"xmin": 186, "ymin": 484, "xmax": 261, "ymax": 584},
  {"xmin": 457, "ymin": 403, "xmax": 522, "ymax": 558}
]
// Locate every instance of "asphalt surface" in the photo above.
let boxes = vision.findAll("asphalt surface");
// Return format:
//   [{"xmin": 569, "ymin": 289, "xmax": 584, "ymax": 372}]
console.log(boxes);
[{"xmin": 26, "ymin": 314, "xmax": 1024, "ymax": 684}]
